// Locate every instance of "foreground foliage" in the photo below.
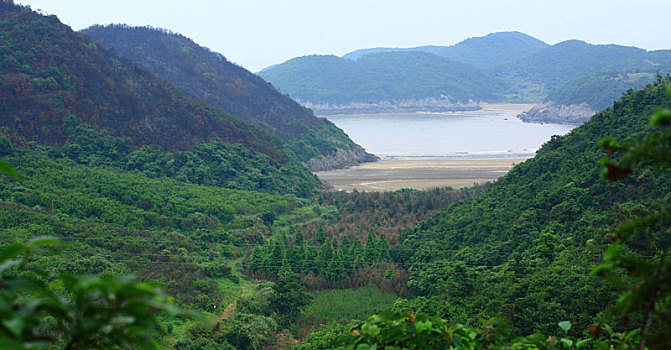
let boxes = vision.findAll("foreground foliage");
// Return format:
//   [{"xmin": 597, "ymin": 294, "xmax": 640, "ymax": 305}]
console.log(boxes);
[
  {"xmin": 595, "ymin": 83, "xmax": 671, "ymax": 348},
  {"xmin": 335, "ymin": 311, "xmax": 639, "ymax": 350},
  {"xmin": 0, "ymin": 237, "xmax": 195, "ymax": 349}
]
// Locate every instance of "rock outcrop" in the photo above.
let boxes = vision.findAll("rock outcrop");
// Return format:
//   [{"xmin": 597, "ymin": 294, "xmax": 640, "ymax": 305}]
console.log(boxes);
[
  {"xmin": 304, "ymin": 99, "xmax": 480, "ymax": 115},
  {"xmin": 518, "ymin": 101, "xmax": 595, "ymax": 125},
  {"xmin": 304, "ymin": 146, "xmax": 379, "ymax": 172}
]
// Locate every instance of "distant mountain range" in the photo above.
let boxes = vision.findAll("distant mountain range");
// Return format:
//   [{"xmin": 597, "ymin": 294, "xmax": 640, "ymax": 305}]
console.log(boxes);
[
  {"xmin": 258, "ymin": 51, "xmax": 502, "ymax": 106},
  {"xmin": 259, "ymin": 32, "xmax": 671, "ymax": 123},
  {"xmin": 343, "ymin": 31, "xmax": 549, "ymax": 69}
]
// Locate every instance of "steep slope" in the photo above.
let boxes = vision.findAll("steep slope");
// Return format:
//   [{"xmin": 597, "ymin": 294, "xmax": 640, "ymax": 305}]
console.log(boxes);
[
  {"xmin": 0, "ymin": 4, "xmax": 276, "ymax": 158},
  {"xmin": 343, "ymin": 32, "xmax": 548, "ymax": 69},
  {"xmin": 518, "ymin": 50, "xmax": 671, "ymax": 124},
  {"xmin": 0, "ymin": 1, "xmax": 318, "ymax": 195},
  {"xmin": 259, "ymin": 52, "xmax": 501, "ymax": 107},
  {"xmin": 81, "ymin": 25, "xmax": 375, "ymax": 168},
  {"xmin": 395, "ymin": 78, "xmax": 671, "ymax": 334},
  {"xmin": 422, "ymin": 31, "xmax": 549, "ymax": 69},
  {"xmin": 495, "ymin": 40, "xmax": 647, "ymax": 95}
]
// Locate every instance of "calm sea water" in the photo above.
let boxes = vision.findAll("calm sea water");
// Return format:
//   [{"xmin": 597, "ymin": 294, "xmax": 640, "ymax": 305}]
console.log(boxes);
[{"xmin": 323, "ymin": 108, "xmax": 575, "ymax": 159}]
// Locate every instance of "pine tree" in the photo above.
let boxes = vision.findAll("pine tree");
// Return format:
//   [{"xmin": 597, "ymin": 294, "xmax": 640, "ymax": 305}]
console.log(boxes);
[
  {"xmin": 304, "ymin": 240, "xmax": 319, "ymax": 273},
  {"xmin": 265, "ymin": 239, "xmax": 284, "ymax": 275},
  {"xmin": 350, "ymin": 238, "xmax": 364, "ymax": 270},
  {"xmin": 315, "ymin": 224, "xmax": 327, "ymax": 245},
  {"xmin": 248, "ymin": 246, "xmax": 265, "ymax": 273},
  {"xmin": 378, "ymin": 233, "xmax": 391, "ymax": 261},
  {"xmin": 287, "ymin": 229, "xmax": 305, "ymax": 272},
  {"xmin": 364, "ymin": 230, "xmax": 379, "ymax": 264},
  {"xmin": 340, "ymin": 235, "xmax": 353, "ymax": 269},
  {"xmin": 318, "ymin": 239, "xmax": 334, "ymax": 274},
  {"xmin": 271, "ymin": 266, "xmax": 312, "ymax": 327},
  {"xmin": 340, "ymin": 235, "xmax": 351, "ymax": 252},
  {"xmin": 328, "ymin": 250, "xmax": 347, "ymax": 281},
  {"xmin": 293, "ymin": 228, "xmax": 305, "ymax": 247}
]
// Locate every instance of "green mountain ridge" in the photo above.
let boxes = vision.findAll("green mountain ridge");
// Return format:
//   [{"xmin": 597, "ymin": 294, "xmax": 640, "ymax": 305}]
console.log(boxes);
[
  {"xmin": 258, "ymin": 51, "xmax": 502, "ymax": 105},
  {"xmin": 262, "ymin": 33, "xmax": 670, "ymax": 119},
  {"xmin": 494, "ymin": 40, "xmax": 648, "ymax": 93},
  {"xmin": 344, "ymin": 31, "xmax": 549, "ymax": 69},
  {"xmin": 80, "ymin": 25, "xmax": 375, "ymax": 167},
  {"xmin": 0, "ymin": 1, "xmax": 319, "ymax": 195},
  {"xmin": 518, "ymin": 49, "xmax": 671, "ymax": 124},
  {"xmin": 394, "ymin": 77, "xmax": 671, "ymax": 335},
  {"xmin": 0, "ymin": 4, "xmax": 276, "ymax": 157},
  {"xmin": 545, "ymin": 50, "xmax": 671, "ymax": 110}
]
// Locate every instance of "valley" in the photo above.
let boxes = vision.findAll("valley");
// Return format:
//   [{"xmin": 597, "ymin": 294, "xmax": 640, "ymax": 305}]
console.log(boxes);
[{"xmin": 1, "ymin": 1, "xmax": 670, "ymax": 349}]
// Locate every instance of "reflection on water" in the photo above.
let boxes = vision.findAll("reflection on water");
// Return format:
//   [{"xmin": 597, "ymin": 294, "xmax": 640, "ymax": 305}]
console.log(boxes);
[{"xmin": 324, "ymin": 109, "xmax": 575, "ymax": 159}]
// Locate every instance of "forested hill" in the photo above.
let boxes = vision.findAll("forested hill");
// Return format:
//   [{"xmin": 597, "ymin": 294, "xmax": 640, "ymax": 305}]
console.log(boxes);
[
  {"xmin": 494, "ymin": 40, "xmax": 648, "ymax": 92},
  {"xmin": 81, "ymin": 25, "xmax": 376, "ymax": 168},
  {"xmin": 262, "ymin": 33, "xmax": 670, "ymax": 120},
  {"xmin": 436, "ymin": 31, "xmax": 549, "ymax": 69},
  {"xmin": 344, "ymin": 31, "xmax": 549, "ymax": 69},
  {"xmin": 527, "ymin": 51, "xmax": 671, "ymax": 114},
  {"xmin": 394, "ymin": 77, "xmax": 671, "ymax": 335},
  {"xmin": 0, "ymin": 3, "xmax": 283, "ymax": 159},
  {"xmin": 515, "ymin": 48, "xmax": 671, "ymax": 124},
  {"xmin": 258, "ymin": 51, "xmax": 502, "ymax": 105},
  {"xmin": 0, "ymin": 1, "xmax": 319, "ymax": 195}
]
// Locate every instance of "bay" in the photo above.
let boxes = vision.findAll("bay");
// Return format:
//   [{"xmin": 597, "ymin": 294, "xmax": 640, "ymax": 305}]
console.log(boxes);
[{"xmin": 323, "ymin": 104, "xmax": 575, "ymax": 159}]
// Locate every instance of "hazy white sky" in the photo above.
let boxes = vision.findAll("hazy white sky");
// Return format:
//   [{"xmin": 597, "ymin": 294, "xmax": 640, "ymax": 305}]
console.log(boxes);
[{"xmin": 16, "ymin": 0, "xmax": 671, "ymax": 72}]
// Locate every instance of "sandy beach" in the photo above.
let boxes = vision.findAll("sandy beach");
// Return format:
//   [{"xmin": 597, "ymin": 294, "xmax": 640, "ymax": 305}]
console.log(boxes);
[
  {"xmin": 316, "ymin": 158, "xmax": 529, "ymax": 192},
  {"xmin": 478, "ymin": 103, "xmax": 535, "ymax": 114},
  {"xmin": 317, "ymin": 103, "xmax": 550, "ymax": 192}
]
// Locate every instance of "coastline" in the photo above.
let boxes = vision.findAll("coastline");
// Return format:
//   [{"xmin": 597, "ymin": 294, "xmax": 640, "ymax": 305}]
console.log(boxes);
[
  {"xmin": 307, "ymin": 99, "xmax": 480, "ymax": 115},
  {"xmin": 314, "ymin": 102, "xmax": 570, "ymax": 192}
]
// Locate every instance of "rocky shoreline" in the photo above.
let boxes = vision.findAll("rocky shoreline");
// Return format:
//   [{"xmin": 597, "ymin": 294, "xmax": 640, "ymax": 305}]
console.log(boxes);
[
  {"xmin": 303, "ymin": 99, "xmax": 481, "ymax": 115},
  {"xmin": 517, "ymin": 101, "xmax": 595, "ymax": 125},
  {"xmin": 304, "ymin": 146, "xmax": 379, "ymax": 172}
]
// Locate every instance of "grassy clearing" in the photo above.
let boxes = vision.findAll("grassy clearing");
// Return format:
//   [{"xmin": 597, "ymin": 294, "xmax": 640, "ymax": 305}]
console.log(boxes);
[{"xmin": 302, "ymin": 285, "xmax": 397, "ymax": 324}]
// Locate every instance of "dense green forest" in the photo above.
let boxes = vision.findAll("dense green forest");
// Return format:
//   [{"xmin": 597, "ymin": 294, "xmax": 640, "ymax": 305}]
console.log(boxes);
[
  {"xmin": 2, "ymin": 1, "xmax": 671, "ymax": 348},
  {"xmin": 393, "ymin": 77, "xmax": 671, "ymax": 336},
  {"xmin": 3, "ymin": 79, "xmax": 670, "ymax": 348},
  {"xmin": 258, "ymin": 52, "xmax": 502, "ymax": 104},
  {"xmin": 261, "ymin": 33, "xmax": 671, "ymax": 114},
  {"xmin": 0, "ymin": 3, "xmax": 281, "ymax": 159},
  {"xmin": 0, "ymin": 135, "xmax": 477, "ymax": 347},
  {"xmin": 545, "ymin": 53, "xmax": 671, "ymax": 112},
  {"xmin": 0, "ymin": 1, "xmax": 324, "ymax": 196},
  {"xmin": 80, "ymin": 25, "xmax": 373, "ymax": 166},
  {"xmin": 342, "ymin": 31, "xmax": 549, "ymax": 69},
  {"xmin": 493, "ymin": 40, "xmax": 647, "ymax": 92}
]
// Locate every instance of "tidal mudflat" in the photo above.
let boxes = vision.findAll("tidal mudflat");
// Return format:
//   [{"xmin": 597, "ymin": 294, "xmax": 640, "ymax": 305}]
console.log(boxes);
[
  {"xmin": 316, "ymin": 103, "xmax": 572, "ymax": 191},
  {"xmin": 316, "ymin": 158, "xmax": 528, "ymax": 192}
]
